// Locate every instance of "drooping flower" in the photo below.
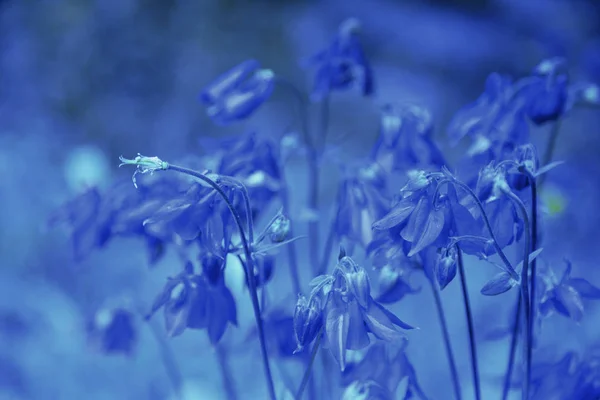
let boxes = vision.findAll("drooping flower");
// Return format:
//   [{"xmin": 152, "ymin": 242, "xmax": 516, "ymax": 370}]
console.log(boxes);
[
  {"xmin": 199, "ymin": 60, "xmax": 275, "ymax": 125},
  {"xmin": 303, "ymin": 18, "xmax": 374, "ymax": 101},
  {"xmin": 86, "ymin": 307, "xmax": 137, "ymax": 356},
  {"xmin": 146, "ymin": 260, "xmax": 237, "ymax": 344},
  {"xmin": 335, "ymin": 162, "xmax": 390, "ymax": 248},
  {"xmin": 295, "ymin": 255, "xmax": 415, "ymax": 371},
  {"xmin": 519, "ymin": 59, "xmax": 568, "ymax": 125},
  {"xmin": 371, "ymin": 104, "xmax": 445, "ymax": 173}
]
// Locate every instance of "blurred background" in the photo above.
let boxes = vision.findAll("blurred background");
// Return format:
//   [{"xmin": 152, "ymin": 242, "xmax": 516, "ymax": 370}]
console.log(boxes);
[{"xmin": 1, "ymin": 0, "xmax": 600, "ymax": 399}]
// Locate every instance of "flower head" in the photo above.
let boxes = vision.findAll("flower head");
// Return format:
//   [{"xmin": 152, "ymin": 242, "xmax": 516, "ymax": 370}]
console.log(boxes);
[
  {"xmin": 304, "ymin": 18, "xmax": 374, "ymax": 100},
  {"xmin": 87, "ymin": 307, "xmax": 137, "ymax": 356},
  {"xmin": 199, "ymin": 60, "xmax": 275, "ymax": 125}
]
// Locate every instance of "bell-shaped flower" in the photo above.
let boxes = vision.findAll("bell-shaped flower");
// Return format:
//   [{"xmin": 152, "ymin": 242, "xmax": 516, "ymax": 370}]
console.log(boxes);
[
  {"xmin": 303, "ymin": 18, "xmax": 374, "ymax": 100},
  {"xmin": 321, "ymin": 256, "xmax": 415, "ymax": 371},
  {"xmin": 199, "ymin": 60, "xmax": 275, "ymax": 125},
  {"xmin": 86, "ymin": 307, "xmax": 137, "ymax": 356},
  {"xmin": 146, "ymin": 260, "xmax": 237, "ymax": 344},
  {"xmin": 371, "ymin": 104, "xmax": 445, "ymax": 172},
  {"xmin": 335, "ymin": 162, "xmax": 390, "ymax": 248}
]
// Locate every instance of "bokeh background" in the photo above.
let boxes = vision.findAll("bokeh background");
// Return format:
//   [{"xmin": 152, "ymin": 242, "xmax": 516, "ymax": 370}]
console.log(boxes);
[{"xmin": 1, "ymin": 0, "xmax": 600, "ymax": 399}]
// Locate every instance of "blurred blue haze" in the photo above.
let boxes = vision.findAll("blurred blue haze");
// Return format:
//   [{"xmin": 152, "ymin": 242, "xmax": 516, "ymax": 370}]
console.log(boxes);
[{"xmin": 1, "ymin": 0, "xmax": 600, "ymax": 399}]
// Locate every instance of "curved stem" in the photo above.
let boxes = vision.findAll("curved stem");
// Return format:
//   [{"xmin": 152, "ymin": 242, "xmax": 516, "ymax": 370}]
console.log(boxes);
[
  {"xmin": 296, "ymin": 327, "xmax": 323, "ymax": 400},
  {"xmin": 502, "ymin": 189, "xmax": 531, "ymax": 400},
  {"xmin": 456, "ymin": 246, "xmax": 481, "ymax": 400},
  {"xmin": 430, "ymin": 279, "xmax": 462, "ymax": 400},
  {"xmin": 502, "ymin": 292, "xmax": 521, "ymax": 400},
  {"xmin": 450, "ymin": 180, "xmax": 518, "ymax": 280},
  {"xmin": 167, "ymin": 164, "xmax": 277, "ymax": 400}
]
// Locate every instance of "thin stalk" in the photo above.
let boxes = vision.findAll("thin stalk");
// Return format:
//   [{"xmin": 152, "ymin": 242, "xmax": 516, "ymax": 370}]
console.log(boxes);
[
  {"xmin": 318, "ymin": 220, "xmax": 336, "ymax": 276},
  {"xmin": 539, "ymin": 120, "xmax": 562, "ymax": 187},
  {"xmin": 296, "ymin": 327, "xmax": 323, "ymax": 400},
  {"xmin": 502, "ymin": 293, "xmax": 521, "ymax": 400},
  {"xmin": 216, "ymin": 344, "xmax": 238, "ymax": 400},
  {"xmin": 279, "ymin": 173, "xmax": 302, "ymax": 296},
  {"xmin": 456, "ymin": 246, "xmax": 481, "ymax": 400},
  {"xmin": 523, "ymin": 171, "xmax": 539, "ymax": 372},
  {"xmin": 430, "ymin": 279, "xmax": 462, "ymax": 400},
  {"xmin": 502, "ymin": 189, "xmax": 531, "ymax": 400},
  {"xmin": 275, "ymin": 79, "xmax": 320, "ymax": 273},
  {"xmin": 146, "ymin": 314, "xmax": 183, "ymax": 399},
  {"xmin": 167, "ymin": 164, "xmax": 277, "ymax": 400},
  {"xmin": 450, "ymin": 180, "xmax": 518, "ymax": 279}
]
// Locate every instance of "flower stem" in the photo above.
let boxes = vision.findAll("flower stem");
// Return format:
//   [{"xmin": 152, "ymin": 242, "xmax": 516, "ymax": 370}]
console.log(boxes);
[
  {"xmin": 502, "ymin": 189, "xmax": 531, "ymax": 400},
  {"xmin": 296, "ymin": 327, "xmax": 323, "ymax": 400},
  {"xmin": 279, "ymin": 171, "xmax": 302, "ymax": 296},
  {"xmin": 502, "ymin": 292, "xmax": 521, "ymax": 400},
  {"xmin": 318, "ymin": 220, "xmax": 336, "ymax": 276},
  {"xmin": 449, "ymin": 180, "xmax": 517, "ymax": 279},
  {"xmin": 539, "ymin": 120, "xmax": 562, "ymax": 187},
  {"xmin": 524, "ymin": 171, "xmax": 539, "ymax": 374},
  {"xmin": 166, "ymin": 164, "xmax": 277, "ymax": 400},
  {"xmin": 430, "ymin": 279, "xmax": 462, "ymax": 400},
  {"xmin": 216, "ymin": 344, "xmax": 238, "ymax": 400},
  {"xmin": 275, "ymin": 79, "xmax": 321, "ymax": 273},
  {"xmin": 146, "ymin": 314, "xmax": 183, "ymax": 399},
  {"xmin": 456, "ymin": 246, "xmax": 481, "ymax": 400}
]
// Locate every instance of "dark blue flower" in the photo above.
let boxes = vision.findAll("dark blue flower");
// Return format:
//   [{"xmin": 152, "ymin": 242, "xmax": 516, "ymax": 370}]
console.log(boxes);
[
  {"xmin": 146, "ymin": 260, "xmax": 237, "ymax": 344},
  {"xmin": 538, "ymin": 260, "xmax": 600, "ymax": 322},
  {"xmin": 304, "ymin": 18, "xmax": 374, "ymax": 100},
  {"xmin": 371, "ymin": 104, "xmax": 445, "ymax": 172},
  {"xmin": 87, "ymin": 307, "xmax": 137, "ymax": 356},
  {"xmin": 306, "ymin": 255, "xmax": 414, "ymax": 371},
  {"xmin": 335, "ymin": 162, "xmax": 390, "ymax": 248},
  {"xmin": 199, "ymin": 60, "xmax": 275, "ymax": 125}
]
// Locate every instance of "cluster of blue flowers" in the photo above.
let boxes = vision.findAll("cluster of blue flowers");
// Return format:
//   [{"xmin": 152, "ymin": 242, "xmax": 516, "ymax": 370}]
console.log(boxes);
[{"xmin": 51, "ymin": 18, "xmax": 600, "ymax": 400}]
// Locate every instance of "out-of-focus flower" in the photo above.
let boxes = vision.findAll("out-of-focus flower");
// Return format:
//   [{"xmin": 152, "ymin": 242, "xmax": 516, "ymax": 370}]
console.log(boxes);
[
  {"xmin": 303, "ymin": 18, "xmax": 374, "ymax": 101},
  {"xmin": 87, "ymin": 307, "xmax": 137, "ymax": 356},
  {"xmin": 371, "ymin": 104, "xmax": 445, "ymax": 172},
  {"xmin": 199, "ymin": 60, "xmax": 275, "ymax": 125}
]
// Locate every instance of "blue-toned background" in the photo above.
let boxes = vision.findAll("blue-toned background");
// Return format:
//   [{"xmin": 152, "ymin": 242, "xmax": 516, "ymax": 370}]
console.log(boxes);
[{"xmin": 1, "ymin": 0, "xmax": 600, "ymax": 399}]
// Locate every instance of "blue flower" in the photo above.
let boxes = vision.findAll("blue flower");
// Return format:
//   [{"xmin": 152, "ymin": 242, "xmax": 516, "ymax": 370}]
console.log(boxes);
[
  {"xmin": 87, "ymin": 307, "xmax": 137, "ymax": 356},
  {"xmin": 304, "ymin": 255, "xmax": 414, "ymax": 371},
  {"xmin": 304, "ymin": 18, "xmax": 374, "ymax": 100},
  {"xmin": 199, "ymin": 60, "xmax": 275, "ymax": 125},
  {"xmin": 538, "ymin": 260, "xmax": 600, "ymax": 322},
  {"xmin": 342, "ymin": 341, "xmax": 426, "ymax": 400},
  {"xmin": 146, "ymin": 260, "xmax": 237, "ymax": 344},
  {"xmin": 520, "ymin": 74, "xmax": 568, "ymax": 125},
  {"xmin": 335, "ymin": 162, "xmax": 390, "ymax": 248},
  {"xmin": 371, "ymin": 104, "xmax": 445, "ymax": 172}
]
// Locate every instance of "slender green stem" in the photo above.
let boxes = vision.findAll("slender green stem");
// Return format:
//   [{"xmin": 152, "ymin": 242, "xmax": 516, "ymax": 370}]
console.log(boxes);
[
  {"xmin": 502, "ymin": 292, "xmax": 521, "ymax": 400},
  {"xmin": 296, "ymin": 327, "xmax": 323, "ymax": 400},
  {"xmin": 430, "ymin": 279, "xmax": 462, "ymax": 400},
  {"xmin": 502, "ymin": 189, "xmax": 531, "ymax": 400},
  {"xmin": 456, "ymin": 246, "xmax": 481, "ymax": 400},
  {"xmin": 216, "ymin": 344, "xmax": 238, "ymax": 400},
  {"xmin": 166, "ymin": 164, "xmax": 277, "ymax": 400},
  {"xmin": 523, "ymin": 171, "xmax": 538, "ymax": 372}
]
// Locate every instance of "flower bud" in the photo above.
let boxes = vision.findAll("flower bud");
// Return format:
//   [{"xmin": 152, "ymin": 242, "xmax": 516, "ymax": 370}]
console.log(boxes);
[
  {"xmin": 293, "ymin": 295, "xmax": 323, "ymax": 351},
  {"xmin": 269, "ymin": 214, "xmax": 291, "ymax": 243}
]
